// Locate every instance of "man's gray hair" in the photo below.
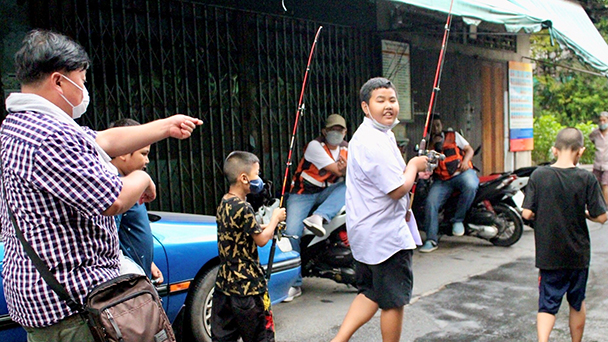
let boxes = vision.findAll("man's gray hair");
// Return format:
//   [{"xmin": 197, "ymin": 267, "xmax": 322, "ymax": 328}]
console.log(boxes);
[{"xmin": 600, "ymin": 111, "xmax": 608, "ymax": 119}]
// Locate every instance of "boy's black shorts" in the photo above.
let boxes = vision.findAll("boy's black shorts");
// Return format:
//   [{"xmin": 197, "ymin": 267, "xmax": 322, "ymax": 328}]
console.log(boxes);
[
  {"xmin": 355, "ymin": 249, "xmax": 413, "ymax": 309},
  {"xmin": 538, "ymin": 268, "xmax": 588, "ymax": 315},
  {"xmin": 211, "ymin": 290, "xmax": 275, "ymax": 342}
]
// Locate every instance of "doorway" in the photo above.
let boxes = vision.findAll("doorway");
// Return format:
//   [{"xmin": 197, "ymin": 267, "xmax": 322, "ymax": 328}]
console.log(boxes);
[{"xmin": 481, "ymin": 61, "xmax": 505, "ymax": 175}]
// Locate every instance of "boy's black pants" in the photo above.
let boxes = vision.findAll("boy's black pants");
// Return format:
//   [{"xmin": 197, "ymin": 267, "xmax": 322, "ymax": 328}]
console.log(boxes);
[{"xmin": 211, "ymin": 290, "xmax": 275, "ymax": 342}]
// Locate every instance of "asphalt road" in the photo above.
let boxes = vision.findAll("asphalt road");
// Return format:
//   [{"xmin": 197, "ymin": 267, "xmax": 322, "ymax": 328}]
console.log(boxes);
[{"xmin": 272, "ymin": 221, "xmax": 608, "ymax": 341}]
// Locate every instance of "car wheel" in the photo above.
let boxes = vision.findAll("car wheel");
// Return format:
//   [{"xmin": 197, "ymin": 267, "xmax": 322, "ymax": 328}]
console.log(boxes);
[{"xmin": 185, "ymin": 265, "xmax": 218, "ymax": 342}]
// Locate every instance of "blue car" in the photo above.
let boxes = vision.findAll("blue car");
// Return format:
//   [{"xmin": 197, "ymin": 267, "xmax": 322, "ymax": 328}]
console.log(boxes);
[{"xmin": 0, "ymin": 211, "xmax": 301, "ymax": 342}]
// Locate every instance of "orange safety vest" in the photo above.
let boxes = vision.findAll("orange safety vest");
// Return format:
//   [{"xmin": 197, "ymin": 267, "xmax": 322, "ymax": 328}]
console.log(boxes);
[
  {"xmin": 434, "ymin": 130, "xmax": 472, "ymax": 181},
  {"xmin": 290, "ymin": 136, "xmax": 348, "ymax": 194}
]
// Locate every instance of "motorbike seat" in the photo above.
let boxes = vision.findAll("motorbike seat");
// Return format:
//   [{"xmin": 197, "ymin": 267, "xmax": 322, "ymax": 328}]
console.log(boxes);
[{"xmin": 478, "ymin": 173, "xmax": 501, "ymax": 183}]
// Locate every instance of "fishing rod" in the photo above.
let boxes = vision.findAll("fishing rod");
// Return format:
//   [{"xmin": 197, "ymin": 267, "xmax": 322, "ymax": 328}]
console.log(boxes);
[
  {"xmin": 278, "ymin": 26, "xmax": 323, "ymax": 208},
  {"xmin": 419, "ymin": 0, "xmax": 455, "ymax": 157},
  {"xmin": 409, "ymin": 0, "xmax": 454, "ymax": 213},
  {"xmin": 266, "ymin": 26, "xmax": 323, "ymax": 281}
]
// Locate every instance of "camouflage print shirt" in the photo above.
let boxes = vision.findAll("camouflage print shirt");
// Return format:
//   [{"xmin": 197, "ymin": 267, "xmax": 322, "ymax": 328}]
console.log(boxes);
[{"xmin": 215, "ymin": 196, "xmax": 267, "ymax": 296}]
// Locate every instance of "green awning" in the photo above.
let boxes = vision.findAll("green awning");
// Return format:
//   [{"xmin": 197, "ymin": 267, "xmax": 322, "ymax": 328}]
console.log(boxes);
[{"xmin": 392, "ymin": 0, "xmax": 608, "ymax": 76}]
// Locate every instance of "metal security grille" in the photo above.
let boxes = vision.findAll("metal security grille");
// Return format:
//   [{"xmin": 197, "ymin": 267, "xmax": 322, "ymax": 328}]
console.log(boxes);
[{"xmin": 47, "ymin": 0, "xmax": 374, "ymax": 215}]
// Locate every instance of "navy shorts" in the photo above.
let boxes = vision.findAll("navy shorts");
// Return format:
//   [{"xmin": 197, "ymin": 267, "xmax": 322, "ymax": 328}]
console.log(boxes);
[
  {"xmin": 538, "ymin": 268, "xmax": 588, "ymax": 315},
  {"xmin": 355, "ymin": 249, "xmax": 413, "ymax": 310}
]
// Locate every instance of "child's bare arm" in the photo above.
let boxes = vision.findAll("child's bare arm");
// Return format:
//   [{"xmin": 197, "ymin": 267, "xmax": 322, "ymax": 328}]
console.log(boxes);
[
  {"xmin": 388, "ymin": 156, "xmax": 428, "ymax": 200},
  {"xmin": 522, "ymin": 208, "xmax": 535, "ymax": 221},
  {"xmin": 253, "ymin": 207, "xmax": 286, "ymax": 247},
  {"xmin": 586, "ymin": 210, "xmax": 607, "ymax": 224}
]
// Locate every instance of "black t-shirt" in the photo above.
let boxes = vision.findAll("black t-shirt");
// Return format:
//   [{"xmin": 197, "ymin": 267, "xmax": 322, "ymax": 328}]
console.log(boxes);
[
  {"xmin": 215, "ymin": 196, "xmax": 266, "ymax": 296},
  {"xmin": 523, "ymin": 166, "xmax": 606, "ymax": 270}
]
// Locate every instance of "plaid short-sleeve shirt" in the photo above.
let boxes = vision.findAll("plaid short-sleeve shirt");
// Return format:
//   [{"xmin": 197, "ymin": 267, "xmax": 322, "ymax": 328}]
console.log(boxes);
[{"xmin": 0, "ymin": 111, "xmax": 123, "ymax": 328}]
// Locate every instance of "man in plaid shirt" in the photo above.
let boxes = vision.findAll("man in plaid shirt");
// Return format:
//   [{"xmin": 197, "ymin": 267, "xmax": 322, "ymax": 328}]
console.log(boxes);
[{"xmin": 0, "ymin": 29, "xmax": 202, "ymax": 341}]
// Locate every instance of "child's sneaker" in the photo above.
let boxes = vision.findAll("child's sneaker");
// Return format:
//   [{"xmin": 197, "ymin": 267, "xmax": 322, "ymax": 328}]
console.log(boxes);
[{"xmin": 282, "ymin": 286, "xmax": 302, "ymax": 302}]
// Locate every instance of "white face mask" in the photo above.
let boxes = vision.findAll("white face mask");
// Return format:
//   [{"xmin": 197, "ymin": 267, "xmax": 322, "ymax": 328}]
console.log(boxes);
[
  {"xmin": 325, "ymin": 130, "xmax": 344, "ymax": 145},
  {"xmin": 59, "ymin": 74, "xmax": 90, "ymax": 119},
  {"xmin": 367, "ymin": 112, "xmax": 399, "ymax": 131}
]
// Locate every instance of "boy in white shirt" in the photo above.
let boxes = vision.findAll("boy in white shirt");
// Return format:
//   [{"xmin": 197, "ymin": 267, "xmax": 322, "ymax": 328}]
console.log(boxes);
[{"xmin": 331, "ymin": 77, "xmax": 427, "ymax": 342}]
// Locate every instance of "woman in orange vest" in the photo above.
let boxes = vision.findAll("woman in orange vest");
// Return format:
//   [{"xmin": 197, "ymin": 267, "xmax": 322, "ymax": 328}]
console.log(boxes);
[
  {"xmin": 419, "ymin": 115, "xmax": 479, "ymax": 253},
  {"xmin": 284, "ymin": 114, "xmax": 348, "ymax": 301}
]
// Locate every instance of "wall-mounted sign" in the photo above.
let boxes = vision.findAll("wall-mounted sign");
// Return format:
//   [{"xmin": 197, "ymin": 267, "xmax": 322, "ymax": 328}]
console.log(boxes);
[
  {"xmin": 382, "ymin": 40, "xmax": 412, "ymax": 122},
  {"xmin": 508, "ymin": 61, "xmax": 534, "ymax": 152}
]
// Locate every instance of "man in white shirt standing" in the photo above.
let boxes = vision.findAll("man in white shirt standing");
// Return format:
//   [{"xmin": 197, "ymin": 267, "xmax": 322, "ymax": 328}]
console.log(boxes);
[{"xmin": 284, "ymin": 114, "xmax": 348, "ymax": 301}]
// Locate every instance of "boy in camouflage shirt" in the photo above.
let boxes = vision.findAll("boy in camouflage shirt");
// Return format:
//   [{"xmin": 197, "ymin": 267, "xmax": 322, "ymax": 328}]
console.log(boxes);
[{"xmin": 211, "ymin": 151, "xmax": 286, "ymax": 342}]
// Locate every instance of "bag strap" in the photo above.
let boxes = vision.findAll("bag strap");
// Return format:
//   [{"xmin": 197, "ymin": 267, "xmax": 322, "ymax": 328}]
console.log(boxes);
[{"xmin": 0, "ymin": 129, "xmax": 84, "ymax": 312}]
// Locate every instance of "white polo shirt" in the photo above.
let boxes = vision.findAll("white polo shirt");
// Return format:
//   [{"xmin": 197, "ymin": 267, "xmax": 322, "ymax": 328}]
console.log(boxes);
[{"xmin": 346, "ymin": 117, "xmax": 417, "ymax": 265}]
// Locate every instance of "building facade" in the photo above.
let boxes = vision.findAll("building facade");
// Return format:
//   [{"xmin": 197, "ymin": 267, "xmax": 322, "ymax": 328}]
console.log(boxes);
[{"xmin": 1, "ymin": 0, "xmax": 531, "ymax": 215}]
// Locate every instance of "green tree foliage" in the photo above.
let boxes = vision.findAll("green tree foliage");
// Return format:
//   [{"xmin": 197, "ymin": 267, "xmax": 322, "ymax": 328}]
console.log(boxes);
[
  {"xmin": 533, "ymin": 115, "xmax": 597, "ymax": 165},
  {"xmin": 576, "ymin": 121, "xmax": 598, "ymax": 165},
  {"xmin": 531, "ymin": 0, "xmax": 608, "ymax": 164},
  {"xmin": 579, "ymin": 0, "xmax": 608, "ymax": 26},
  {"xmin": 534, "ymin": 73, "xmax": 608, "ymax": 127},
  {"xmin": 532, "ymin": 115, "xmax": 562, "ymax": 164}
]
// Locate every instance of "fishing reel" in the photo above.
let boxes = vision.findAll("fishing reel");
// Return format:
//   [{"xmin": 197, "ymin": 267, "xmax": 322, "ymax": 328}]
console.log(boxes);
[
  {"xmin": 277, "ymin": 222, "xmax": 299, "ymax": 241},
  {"xmin": 277, "ymin": 220, "xmax": 287, "ymax": 234},
  {"xmin": 416, "ymin": 141, "xmax": 445, "ymax": 172},
  {"xmin": 424, "ymin": 149, "xmax": 445, "ymax": 172}
]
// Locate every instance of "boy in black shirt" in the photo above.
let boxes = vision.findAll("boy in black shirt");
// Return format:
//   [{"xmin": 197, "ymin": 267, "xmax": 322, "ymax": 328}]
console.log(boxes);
[
  {"xmin": 211, "ymin": 151, "xmax": 286, "ymax": 342},
  {"xmin": 522, "ymin": 127, "xmax": 607, "ymax": 342}
]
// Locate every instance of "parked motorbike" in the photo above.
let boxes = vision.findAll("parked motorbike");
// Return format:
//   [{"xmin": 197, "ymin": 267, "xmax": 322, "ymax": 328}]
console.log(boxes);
[
  {"xmin": 412, "ymin": 170, "xmax": 524, "ymax": 246},
  {"xmin": 250, "ymin": 182, "xmax": 356, "ymax": 287},
  {"xmin": 500, "ymin": 165, "xmax": 538, "ymax": 228}
]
